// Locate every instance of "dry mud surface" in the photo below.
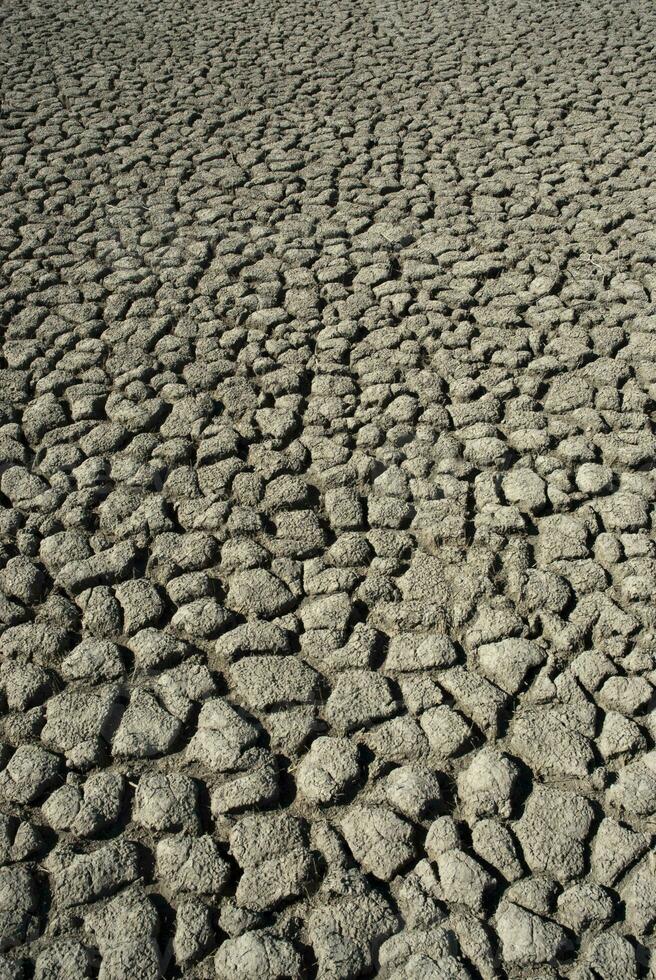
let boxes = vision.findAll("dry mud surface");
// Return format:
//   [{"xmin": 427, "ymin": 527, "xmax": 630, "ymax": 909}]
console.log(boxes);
[{"xmin": 1, "ymin": 0, "xmax": 656, "ymax": 976}]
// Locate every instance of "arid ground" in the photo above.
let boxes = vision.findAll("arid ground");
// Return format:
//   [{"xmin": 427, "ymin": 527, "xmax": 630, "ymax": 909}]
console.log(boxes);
[{"xmin": 1, "ymin": 0, "xmax": 655, "ymax": 976}]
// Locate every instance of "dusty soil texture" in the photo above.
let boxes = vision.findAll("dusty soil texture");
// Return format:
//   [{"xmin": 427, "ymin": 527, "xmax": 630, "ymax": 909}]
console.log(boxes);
[{"xmin": 1, "ymin": 0, "xmax": 656, "ymax": 976}]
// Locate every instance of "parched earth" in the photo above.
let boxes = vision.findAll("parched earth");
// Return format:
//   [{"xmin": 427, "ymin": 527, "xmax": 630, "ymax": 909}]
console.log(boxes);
[{"xmin": 1, "ymin": 0, "xmax": 655, "ymax": 975}]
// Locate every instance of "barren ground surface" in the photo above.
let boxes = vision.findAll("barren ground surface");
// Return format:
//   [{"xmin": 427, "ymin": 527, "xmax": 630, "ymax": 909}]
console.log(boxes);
[{"xmin": 1, "ymin": 0, "xmax": 656, "ymax": 976}]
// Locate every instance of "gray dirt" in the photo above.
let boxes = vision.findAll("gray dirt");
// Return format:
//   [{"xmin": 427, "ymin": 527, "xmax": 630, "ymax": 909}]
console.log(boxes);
[{"xmin": 1, "ymin": 0, "xmax": 655, "ymax": 976}]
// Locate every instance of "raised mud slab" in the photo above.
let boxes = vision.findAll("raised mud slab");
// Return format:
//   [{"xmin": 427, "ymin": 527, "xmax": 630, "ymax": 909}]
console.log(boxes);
[{"xmin": 1, "ymin": 0, "xmax": 655, "ymax": 976}]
